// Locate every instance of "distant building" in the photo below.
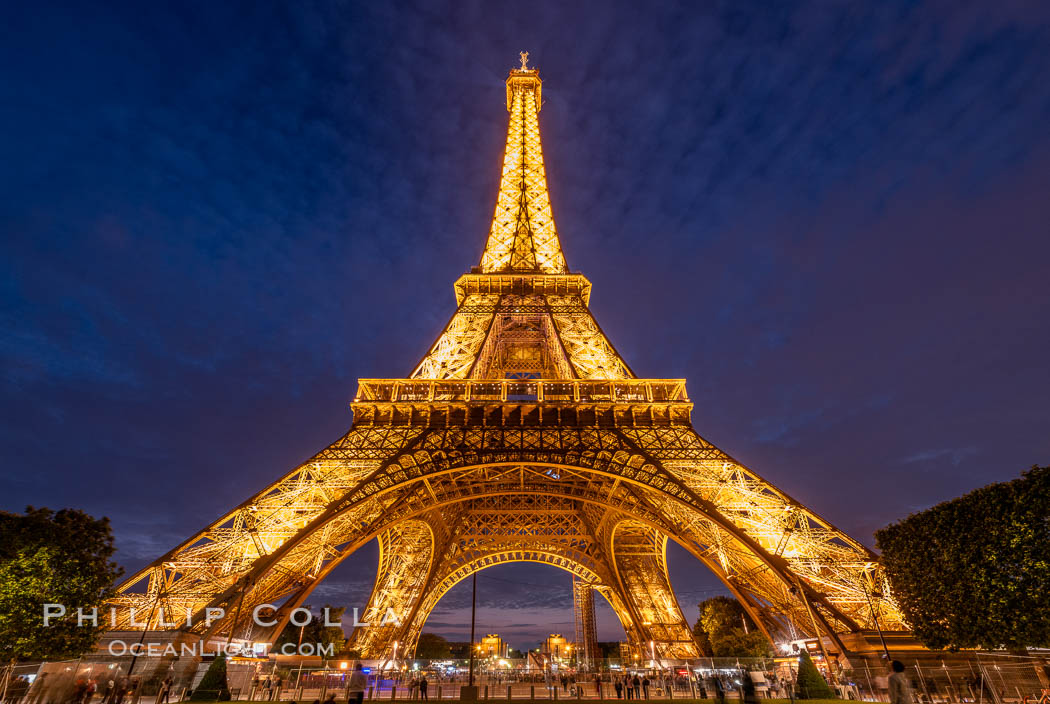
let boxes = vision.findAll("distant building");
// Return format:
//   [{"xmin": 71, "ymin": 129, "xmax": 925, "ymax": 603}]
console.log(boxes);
[
  {"xmin": 479, "ymin": 633, "xmax": 508, "ymax": 658},
  {"xmin": 543, "ymin": 633, "xmax": 571, "ymax": 661}
]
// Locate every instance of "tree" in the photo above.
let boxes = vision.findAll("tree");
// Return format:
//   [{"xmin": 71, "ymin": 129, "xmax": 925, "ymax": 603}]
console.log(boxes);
[
  {"xmin": 795, "ymin": 650, "xmax": 833, "ymax": 699},
  {"xmin": 190, "ymin": 654, "xmax": 230, "ymax": 700},
  {"xmin": 415, "ymin": 632, "xmax": 452, "ymax": 659},
  {"xmin": 711, "ymin": 628, "xmax": 774, "ymax": 658},
  {"xmin": 272, "ymin": 605, "xmax": 347, "ymax": 653},
  {"xmin": 0, "ymin": 507, "xmax": 123, "ymax": 662},
  {"xmin": 875, "ymin": 466, "xmax": 1050, "ymax": 650},
  {"xmin": 692, "ymin": 617, "xmax": 712, "ymax": 656},
  {"xmin": 692, "ymin": 596, "xmax": 773, "ymax": 657}
]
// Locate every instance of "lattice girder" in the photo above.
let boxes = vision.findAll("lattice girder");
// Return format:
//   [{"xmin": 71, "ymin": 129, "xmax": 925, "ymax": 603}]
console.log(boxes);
[
  {"xmin": 112, "ymin": 420, "xmax": 904, "ymax": 654},
  {"xmin": 480, "ymin": 69, "xmax": 566, "ymax": 274},
  {"xmin": 411, "ymin": 292, "xmax": 631, "ymax": 382},
  {"xmin": 609, "ymin": 520, "xmax": 698, "ymax": 658},
  {"xmin": 349, "ymin": 521, "xmax": 436, "ymax": 657},
  {"xmin": 573, "ymin": 579, "xmax": 599, "ymax": 668},
  {"xmin": 346, "ymin": 495, "xmax": 662, "ymax": 658}
]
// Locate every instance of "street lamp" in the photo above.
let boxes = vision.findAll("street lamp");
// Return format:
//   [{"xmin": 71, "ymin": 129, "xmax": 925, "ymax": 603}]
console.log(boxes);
[
  {"xmin": 861, "ymin": 583, "xmax": 892, "ymax": 662},
  {"xmin": 468, "ymin": 573, "xmax": 478, "ymax": 693}
]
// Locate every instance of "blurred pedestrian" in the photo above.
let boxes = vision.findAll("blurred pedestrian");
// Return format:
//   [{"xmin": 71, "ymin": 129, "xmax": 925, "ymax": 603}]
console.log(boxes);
[{"xmin": 889, "ymin": 661, "xmax": 914, "ymax": 704}]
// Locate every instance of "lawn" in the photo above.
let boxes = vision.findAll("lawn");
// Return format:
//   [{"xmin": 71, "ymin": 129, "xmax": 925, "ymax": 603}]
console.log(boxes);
[{"xmin": 229, "ymin": 699, "xmax": 862, "ymax": 704}]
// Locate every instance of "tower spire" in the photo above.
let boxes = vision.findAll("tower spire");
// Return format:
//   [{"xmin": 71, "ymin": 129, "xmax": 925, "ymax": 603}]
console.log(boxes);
[{"xmin": 479, "ymin": 59, "xmax": 568, "ymax": 274}]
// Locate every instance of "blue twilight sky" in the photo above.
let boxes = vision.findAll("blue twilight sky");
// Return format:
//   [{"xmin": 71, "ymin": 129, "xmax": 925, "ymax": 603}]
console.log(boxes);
[{"xmin": 2, "ymin": 0, "xmax": 1050, "ymax": 649}]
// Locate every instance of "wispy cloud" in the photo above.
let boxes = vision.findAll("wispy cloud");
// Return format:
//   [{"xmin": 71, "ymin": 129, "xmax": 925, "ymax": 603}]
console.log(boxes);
[{"xmin": 901, "ymin": 447, "xmax": 978, "ymax": 466}]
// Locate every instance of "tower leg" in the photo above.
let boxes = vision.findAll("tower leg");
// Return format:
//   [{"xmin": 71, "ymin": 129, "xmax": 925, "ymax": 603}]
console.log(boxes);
[
  {"xmin": 349, "ymin": 520, "xmax": 437, "ymax": 658},
  {"xmin": 609, "ymin": 521, "xmax": 698, "ymax": 659}
]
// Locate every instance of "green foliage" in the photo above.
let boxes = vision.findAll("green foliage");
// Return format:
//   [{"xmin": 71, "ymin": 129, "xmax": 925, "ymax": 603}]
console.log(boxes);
[
  {"xmin": 713, "ymin": 628, "xmax": 775, "ymax": 658},
  {"xmin": 875, "ymin": 465, "xmax": 1050, "ymax": 650},
  {"xmin": 795, "ymin": 651, "xmax": 834, "ymax": 699},
  {"xmin": 692, "ymin": 596, "xmax": 773, "ymax": 657},
  {"xmin": 0, "ymin": 506, "xmax": 123, "ymax": 661},
  {"xmin": 700, "ymin": 596, "xmax": 755, "ymax": 640},
  {"xmin": 692, "ymin": 617, "xmax": 712, "ymax": 655},
  {"xmin": 415, "ymin": 632, "xmax": 452, "ymax": 659},
  {"xmin": 190, "ymin": 654, "xmax": 230, "ymax": 700},
  {"xmin": 272, "ymin": 605, "xmax": 347, "ymax": 653}
]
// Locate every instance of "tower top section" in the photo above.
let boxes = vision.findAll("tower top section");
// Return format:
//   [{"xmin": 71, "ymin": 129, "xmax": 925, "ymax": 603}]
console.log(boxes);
[
  {"xmin": 506, "ymin": 57, "xmax": 541, "ymax": 111},
  {"xmin": 479, "ymin": 59, "xmax": 567, "ymax": 274}
]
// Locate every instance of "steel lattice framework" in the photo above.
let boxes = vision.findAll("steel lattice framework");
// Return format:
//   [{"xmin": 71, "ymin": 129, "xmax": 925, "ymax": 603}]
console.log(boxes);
[
  {"xmin": 573, "ymin": 578, "xmax": 599, "ymax": 669},
  {"xmin": 109, "ymin": 61, "xmax": 907, "ymax": 660}
]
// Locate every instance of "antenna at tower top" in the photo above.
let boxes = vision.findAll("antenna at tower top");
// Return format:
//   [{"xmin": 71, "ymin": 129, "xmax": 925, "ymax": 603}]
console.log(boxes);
[{"xmin": 519, "ymin": 50, "xmax": 529, "ymax": 70}]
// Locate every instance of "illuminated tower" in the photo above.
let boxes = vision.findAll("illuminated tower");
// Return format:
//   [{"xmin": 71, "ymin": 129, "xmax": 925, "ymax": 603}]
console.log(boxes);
[{"xmin": 109, "ymin": 56, "xmax": 906, "ymax": 661}]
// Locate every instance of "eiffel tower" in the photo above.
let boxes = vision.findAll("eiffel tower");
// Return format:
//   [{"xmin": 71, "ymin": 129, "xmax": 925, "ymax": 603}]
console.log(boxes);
[{"xmin": 110, "ymin": 58, "xmax": 906, "ymax": 661}]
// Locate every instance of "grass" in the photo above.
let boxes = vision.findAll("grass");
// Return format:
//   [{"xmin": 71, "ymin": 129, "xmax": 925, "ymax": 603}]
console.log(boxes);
[{"xmin": 227, "ymin": 699, "xmax": 860, "ymax": 704}]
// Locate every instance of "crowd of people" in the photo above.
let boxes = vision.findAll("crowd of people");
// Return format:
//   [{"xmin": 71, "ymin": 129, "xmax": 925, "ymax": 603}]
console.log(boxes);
[
  {"xmin": 605, "ymin": 670, "xmax": 794, "ymax": 703},
  {"xmin": 1, "ymin": 673, "xmax": 177, "ymax": 704},
  {"xmin": 0, "ymin": 658, "xmax": 946, "ymax": 704},
  {"xmin": 403, "ymin": 676, "xmax": 429, "ymax": 700}
]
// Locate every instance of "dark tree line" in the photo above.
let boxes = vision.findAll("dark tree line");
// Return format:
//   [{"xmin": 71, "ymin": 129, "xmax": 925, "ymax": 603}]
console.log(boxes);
[
  {"xmin": 0, "ymin": 507, "xmax": 123, "ymax": 661},
  {"xmin": 876, "ymin": 465, "xmax": 1050, "ymax": 650}
]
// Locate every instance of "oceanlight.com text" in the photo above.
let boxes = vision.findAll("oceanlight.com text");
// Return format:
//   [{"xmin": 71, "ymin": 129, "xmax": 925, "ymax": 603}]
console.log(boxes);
[{"xmin": 104, "ymin": 640, "xmax": 336, "ymax": 657}]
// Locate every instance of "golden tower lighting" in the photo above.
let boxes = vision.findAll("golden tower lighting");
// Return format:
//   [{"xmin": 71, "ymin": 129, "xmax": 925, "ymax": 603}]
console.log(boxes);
[{"xmin": 109, "ymin": 58, "xmax": 907, "ymax": 660}]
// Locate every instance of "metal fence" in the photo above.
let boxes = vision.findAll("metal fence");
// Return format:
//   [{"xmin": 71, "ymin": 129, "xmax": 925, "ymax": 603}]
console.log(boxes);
[
  {"xmin": 3, "ymin": 653, "xmax": 1048, "ymax": 704},
  {"xmin": 846, "ymin": 653, "xmax": 1050, "ymax": 704}
]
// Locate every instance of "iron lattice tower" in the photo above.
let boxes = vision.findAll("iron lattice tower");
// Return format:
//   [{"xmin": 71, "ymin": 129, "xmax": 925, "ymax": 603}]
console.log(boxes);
[
  {"xmin": 573, "ymin": 578, "xmax": 599, "ymax": 670},
  {"xmin": 110, "ymin": 61, "xmax": 907, "ymax": 660}
]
